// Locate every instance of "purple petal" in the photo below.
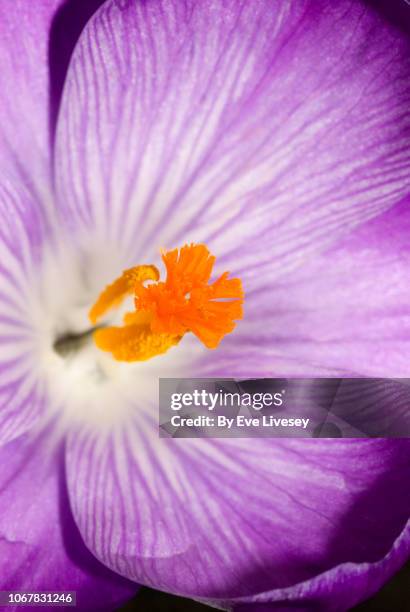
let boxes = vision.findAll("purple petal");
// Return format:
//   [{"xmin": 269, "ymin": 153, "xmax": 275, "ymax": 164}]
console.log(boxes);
[
  {"xmin": 65, "ymin": 423, "xmax": 410, "ymax": 602},
  {"xmin": 55, "ymin": 1, "xmax": 410, "ymax": 604},
  {"xmin": 199, "ymin": 198, "xmax": 410, "ymax": 379},
  {"xmin": 231, "ymin": 521, "xmax": 410, "ymax": 611},
  {"xmin": 0, "ymin": 182, "xmax": 48, "ymax": 444},
  {"xmin": 0, "ymin": 429, "xmax": 136, "ymax": 610},
  {"xmin": 55, "ymin": 0, "xmax": 410, "ymax": 273},
  {"xmin": 0, "ymin": 0, "xmax": 105, "ymax": 189},
  {"xmin": 0, "ymin": 0, "xmax": 62, "ymax": 186}
]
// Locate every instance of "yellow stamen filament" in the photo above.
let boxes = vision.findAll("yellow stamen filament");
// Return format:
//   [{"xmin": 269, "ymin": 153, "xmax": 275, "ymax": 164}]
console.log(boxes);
[{"xmin": 89, "ymin": 244, "xmax": 244, "ymax": 362}]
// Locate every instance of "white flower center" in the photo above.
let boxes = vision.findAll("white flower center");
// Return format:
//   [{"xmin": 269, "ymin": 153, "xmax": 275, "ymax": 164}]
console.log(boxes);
[{"xmin": 25, "ymin": 235, "xmax": 200, "ymax": 433}]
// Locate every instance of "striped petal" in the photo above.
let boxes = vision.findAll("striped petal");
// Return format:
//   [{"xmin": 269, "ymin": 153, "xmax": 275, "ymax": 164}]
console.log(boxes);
[
  {"xmin": 0, "ymin": 182, "xmax": 48, "ymax": 444},
  {"xmin": 66, "ymin": 424, "xmax": 410, "ymax": 603},
  {"xmin": 55, "ymin": 0, "xmax": 410, "ymax": 277},
  {"xmin": 57, "ymin": 0, "xmax": 410, "ymax": 606},
  {"xmin": 197, "ymin": 197, "xmax": 410, "ymax": 379}
]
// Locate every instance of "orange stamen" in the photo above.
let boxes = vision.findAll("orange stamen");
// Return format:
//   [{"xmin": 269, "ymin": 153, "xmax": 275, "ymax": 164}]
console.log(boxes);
[
  {"xmin": 89, "ymin": 265, "xmax": 159, "ymax": 325},
  {"xmin": 89, "ymin": 244, "xmax": 244, "ymax": 362}
]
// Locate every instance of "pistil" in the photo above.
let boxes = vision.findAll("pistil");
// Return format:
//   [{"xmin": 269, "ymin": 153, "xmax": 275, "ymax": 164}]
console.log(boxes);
[{"xmin": 53, "ymin": 325, "xmax": 105, "ymax": 357}]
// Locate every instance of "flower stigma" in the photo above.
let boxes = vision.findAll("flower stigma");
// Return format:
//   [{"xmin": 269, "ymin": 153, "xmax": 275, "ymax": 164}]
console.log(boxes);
[{"xmin": 89, "ymin": 244, "xmax": 244, "ymax": 362}]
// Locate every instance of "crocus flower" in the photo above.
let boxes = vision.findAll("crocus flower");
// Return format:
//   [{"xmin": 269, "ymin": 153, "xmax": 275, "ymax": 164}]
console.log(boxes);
[{"xmin": 1, "ymin": 0, "xmax": 409, "ymax": 610}]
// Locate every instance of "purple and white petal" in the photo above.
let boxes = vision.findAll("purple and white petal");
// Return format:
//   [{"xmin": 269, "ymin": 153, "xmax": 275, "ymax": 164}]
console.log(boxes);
[
  {"xmin": 65, "ymin": 421, "xmax": 410, "ymax": 600},
  {"xmin": 0, "ymin": 429, "xmax": 136, "ymax": 610},
  {"xmin": 50, "ymin": 0, "xmax": 410, "ymax": 607},
  {"xmin": 244, "ymin": 199, "xmax": 410, "ymax": 378},
  {"xmin": 55, "ymin": 0, "xmax": 410, "ymax": 281},
  {"xmin": 0, "ymin": 181, "xmax": 49, "ymax": 444},
  {"xmin": 198, "ymin": 199, "xmax": 410, "ymax": 379}
]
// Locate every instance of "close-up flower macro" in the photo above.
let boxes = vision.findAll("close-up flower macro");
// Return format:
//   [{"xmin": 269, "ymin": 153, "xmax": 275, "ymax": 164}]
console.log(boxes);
[{"xmin": 1, "ymin": 0, "xmax": 410, "ymax": 611}]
